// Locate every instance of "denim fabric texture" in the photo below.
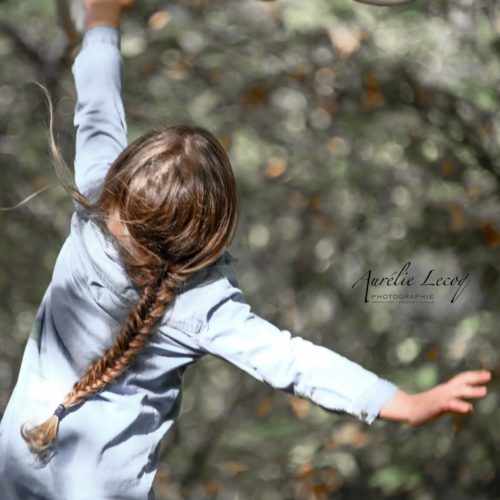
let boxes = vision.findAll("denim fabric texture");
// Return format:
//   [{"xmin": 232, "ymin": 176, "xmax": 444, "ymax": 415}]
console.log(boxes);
[{"xmin": 0, "ymin": 26, "xmax": 399, "ymax": 500}]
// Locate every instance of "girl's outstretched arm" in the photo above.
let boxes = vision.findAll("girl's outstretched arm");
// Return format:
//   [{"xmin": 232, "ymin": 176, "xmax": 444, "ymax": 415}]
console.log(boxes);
[
  {"xmin": 197, "ymin": 291, "xmax": 401, "ymax": 425},
  {"xmin": 194, "ymin": 283, "xmax": 491, "ymax": 426},
  {"xmin": 72, "ymin": 1, "xmax": 132, "ymax": 203}
]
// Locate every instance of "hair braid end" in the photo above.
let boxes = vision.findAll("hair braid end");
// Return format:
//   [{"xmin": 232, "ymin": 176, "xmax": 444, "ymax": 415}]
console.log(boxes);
[{"xmin": 20, "ymin": 414, "xmax": 61, "ymax": 455}]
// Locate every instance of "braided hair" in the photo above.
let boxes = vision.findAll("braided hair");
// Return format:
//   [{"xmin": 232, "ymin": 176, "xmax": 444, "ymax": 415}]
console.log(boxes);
[{"xmin": 21, "ymin": 123, "xmax": 239, "ymax": 456}]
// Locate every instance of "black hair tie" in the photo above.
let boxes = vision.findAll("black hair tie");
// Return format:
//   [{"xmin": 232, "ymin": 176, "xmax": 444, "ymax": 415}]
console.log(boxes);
[{"xmin": 53, "ymin": 404, "xmax": 66, "ymax": 421}]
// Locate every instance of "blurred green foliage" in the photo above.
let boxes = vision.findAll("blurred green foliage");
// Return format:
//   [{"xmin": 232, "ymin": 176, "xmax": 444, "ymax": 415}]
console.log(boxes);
[{"xmin": 0, "ymin": 0, "xmax": 499, "ymax": 498}]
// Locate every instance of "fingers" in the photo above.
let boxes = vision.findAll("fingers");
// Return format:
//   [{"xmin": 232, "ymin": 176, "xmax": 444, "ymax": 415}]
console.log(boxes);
[
  {"xmin": 450, "ymin": 370, "xmax": 491, "ymax": 398},
  {"xmin": 447, "ymin": 398, "xmax": 473, "ymax": 414},
  {"xmin": 452, "ymin": 369, "xmax": 492, "ymax": 386},
  {"xmin": 459, "ymin": 384, "xmax": 488, "ymax": 399},
  {"xmin": 439, "ymin": 369, "xmax": 492, "ymax": 417}
]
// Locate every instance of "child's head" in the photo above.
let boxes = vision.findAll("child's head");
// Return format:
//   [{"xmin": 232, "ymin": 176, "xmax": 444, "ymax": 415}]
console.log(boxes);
[
  {"xmin": 97, "ymin": 124, "xmax": 239, "ymax": 287},
  {"xmin": 21, "ymin": 123, "xmax": 239, "ymax": 457}
]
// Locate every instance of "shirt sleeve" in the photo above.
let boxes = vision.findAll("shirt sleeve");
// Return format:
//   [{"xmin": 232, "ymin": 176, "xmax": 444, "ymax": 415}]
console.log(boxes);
[
  {"xmin": 198, "ymin": 290, "xmax": 399, "ymax": 425},
  {"xmin": 72, "ymin": 25, "xmax": 128, "ymax": 203}
]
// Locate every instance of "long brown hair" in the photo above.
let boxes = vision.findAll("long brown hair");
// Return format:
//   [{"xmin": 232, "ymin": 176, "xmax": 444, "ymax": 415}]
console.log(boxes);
[{"xmin": 20, "ymin": 88, "xmax": 239, "ymax": 457}]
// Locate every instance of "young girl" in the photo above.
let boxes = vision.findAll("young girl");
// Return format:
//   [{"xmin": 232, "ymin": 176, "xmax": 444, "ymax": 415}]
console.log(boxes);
[{"xmin": 0, "ymin": 1, "xmax": 491, "ymax": 498}]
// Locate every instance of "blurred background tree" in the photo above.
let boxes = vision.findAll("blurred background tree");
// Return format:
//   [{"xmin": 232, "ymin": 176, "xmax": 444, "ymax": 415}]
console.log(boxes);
[{"xmin": 0, "ymin": 0, "xmax": 498, "ymax": 498}]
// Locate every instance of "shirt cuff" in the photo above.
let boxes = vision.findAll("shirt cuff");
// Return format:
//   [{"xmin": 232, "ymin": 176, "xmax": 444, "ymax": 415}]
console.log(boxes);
[
  {"xmin": 82, "ymin": 25, "xmax": 120, "ymax": 49},
  {"xmin": 354, "ymin": 377, "xmax": 400, "ymax": 425}
]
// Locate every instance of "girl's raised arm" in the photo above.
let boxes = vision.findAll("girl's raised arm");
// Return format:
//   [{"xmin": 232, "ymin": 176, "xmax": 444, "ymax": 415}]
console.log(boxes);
[{"xmin": 72, "ymin": 1, "xmax": 132, "ymax": 203}]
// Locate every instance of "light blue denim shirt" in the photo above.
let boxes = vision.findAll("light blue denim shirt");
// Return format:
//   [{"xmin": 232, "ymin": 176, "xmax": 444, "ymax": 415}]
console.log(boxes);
[{"xmin": 0, "ymin": 26, "xmax": 399, "ymax": 500}]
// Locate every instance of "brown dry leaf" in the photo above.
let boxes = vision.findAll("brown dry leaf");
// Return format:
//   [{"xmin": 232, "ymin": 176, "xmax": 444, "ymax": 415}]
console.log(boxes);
[
  {"xmin": 328, "ymin": 27, "xmax": 361, "ymax": 58},
  {"xmin": 166, "ymin": 59, "xmax": 192, "ymax": 81},
  {"xmin": 425, "ymin": 346, "xmax": 439, "ymax": 361},
  {"xmin": 467, "ymin": 185, "xmax": 482, "ymax": 199},
  {"xmin": 481, "ymin": 223, "xmax": 500, "ymax": 247},
  {"xmin": 288, "ymin": 396, "xmax": 311, "ymax": 419},
  {"xmin": 287, "ymin": 59, "xmax": 313, "ymax": 81},
  {"xmin": 295, "ymin": 462, "xmax": 314, "ymax": 478},
  {"xmin": 254, "ymin": 394, "xmax": 274, "ymax": 417},
  {"xmin": 362, "ymin": 73, "xmax": 384, "ymax": 110},
  {"xmin": 242, "ymin": 82, "xmax": 267, "ymax": 108},
  {"xmin": 217, "ymin": 133, "xmax": 231, "ymax": 151},
  {"xmin": 448, "ymin": 202, "xmax": 464, "ymax": 233},
  {"xmin": 333, "ymin": 422, "xmax": 372, "ymax": 448},
  {"xmin": 323, "ymin": 436, "xmax": 338, "ymax": 450},
  {"xmin": 440, "ymin": 157, "xmax": 456, "ymax": 175},
  {"xmin": 307, "ymin": 194, "xmax": 323, "ymax": 211},
  {"xmin": 265, "ymin": 157, "xmax": 287, "ymax": 179},
  {"xmin": 320, "ymin": 100, "xmax": 337, "ymax": 116},
  {"xmin": 148, "ymin": 11, "xmax": 172, "ymax": 30},
  {"xmin": 312, "ymin": 482, "xmax": 329, "ymax": 499},
  {"xmin": 216, "ymin": 461, "xmax": 249, "ymax": 476},
  {"xmin": 203, "ymin": 481, "xmax": 222, "ymax": 495}
]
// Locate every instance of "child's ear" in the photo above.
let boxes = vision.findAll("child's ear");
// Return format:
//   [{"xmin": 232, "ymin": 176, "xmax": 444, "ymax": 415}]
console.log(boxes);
[{"xmin": 105, "ymin": 209, "xmax": 129, "ymax": 240}]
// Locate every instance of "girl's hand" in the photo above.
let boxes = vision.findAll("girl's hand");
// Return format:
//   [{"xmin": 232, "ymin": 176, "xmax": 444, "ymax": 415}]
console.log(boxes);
[
  {"xmin": 379, "ymin": 369, "xmax": 491, "ymax": 426},
  {"xmin": 83, "ymin": 0, "xmax": 135, "ymax": 30}
]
